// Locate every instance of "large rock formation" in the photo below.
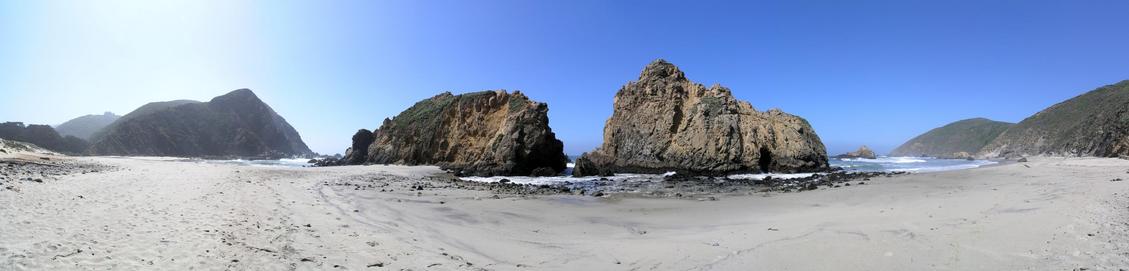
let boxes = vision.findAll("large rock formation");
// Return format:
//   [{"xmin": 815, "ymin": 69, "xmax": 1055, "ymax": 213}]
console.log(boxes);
[
  {"xmin": 833, "ymin": 145, "xmax": 877, "ymax": 159},
  {"xmin": 0, "ymin": 122, "xmax": 87, "ymax": 154},
  {"xmin": 981, "ymin": 80, "xmax": 1129, "ymax": 158},
  {"xmin": 55, "ymin": 112, "xmax": 120, "ymax": 141},
  {"xmin": 88, "ymin": 89, "xmax": 313, "ymax": 158},
  {"xmin": 342, "ymin": 129, "xmax": 374, "ymax": 165},
  {"xmin": 573, "ymin": 59, "xmax": 829, "ymax": 176},
  {"xmin": 350, "ymin": 90, "xmax": 568, "ymax": 176},
  {"xmin": 890, "ymin": 118, "xmax": 1013, "ymax": 158}
]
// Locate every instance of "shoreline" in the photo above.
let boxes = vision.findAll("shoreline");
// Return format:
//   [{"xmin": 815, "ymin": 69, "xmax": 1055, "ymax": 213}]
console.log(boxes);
[{"xmin": 2, "ymin": 155, "xmax": 1126, "ymax": 270}]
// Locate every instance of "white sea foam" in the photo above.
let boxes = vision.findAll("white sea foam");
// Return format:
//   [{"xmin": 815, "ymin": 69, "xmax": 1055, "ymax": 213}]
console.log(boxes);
[
  {"xmin": 457, "ymin": 156, "xmax": 998, "ymax": 184},
  {"xmin": 726, "ymin": 173, "xmax": 821, "ymax": 180},
  {"xmin": 459, "ymin": 173, "xmax": 662, "ymax": 185},
  {"xmin": 831, "ymin": 156, "xmax": 996, "ymax": 173},
  {"xmin": 839, "ymin": 157, "xmax": 926, "ymax": 164},
  {"xmin": 186, "ymin": 158, "xmax": 313, "ymax": 168},
  {"xmin": 896, "ymin": 161, "xmax": 997, "ymax": 173}
]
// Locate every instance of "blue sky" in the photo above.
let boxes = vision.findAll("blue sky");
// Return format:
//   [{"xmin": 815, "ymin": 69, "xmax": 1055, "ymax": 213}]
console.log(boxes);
[{"xmin": 2, "ymin": 0, "xmax": 1128, "ymax": 156}]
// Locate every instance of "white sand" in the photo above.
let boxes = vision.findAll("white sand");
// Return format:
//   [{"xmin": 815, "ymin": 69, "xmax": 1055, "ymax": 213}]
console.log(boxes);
[{"xmin": 2, "ymin": 156, "xmax": 1127, "ymax": 270}]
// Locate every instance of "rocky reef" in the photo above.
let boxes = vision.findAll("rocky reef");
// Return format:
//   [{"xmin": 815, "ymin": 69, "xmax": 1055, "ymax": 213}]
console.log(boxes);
[
  {"xmin": 573, "ymin": 59, "xmax": 829, "ymax": 176},
  {"xmin": 347, "ymin": 90, "xmax": 568, "ymax": 177},
  {"xmin": 833, "ymin": 145, "xmax": 877, "ymax": 159},
  {"xmin": 88, "ymin": 89, "xmax": 313, "ymax": 158}
]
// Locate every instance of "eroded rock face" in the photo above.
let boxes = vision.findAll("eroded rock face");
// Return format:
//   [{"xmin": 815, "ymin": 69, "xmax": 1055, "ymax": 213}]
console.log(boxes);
[
  {"xmin": 357, "ymin": 90, "xmax": 568, "ymax": 176},
  {"xmin": 574, "ymin": 59, "xmax": 829, "ymax": 176},
  {"xmin": 833, "ymin": 146, "xmax": 877, "ymax": 159}
]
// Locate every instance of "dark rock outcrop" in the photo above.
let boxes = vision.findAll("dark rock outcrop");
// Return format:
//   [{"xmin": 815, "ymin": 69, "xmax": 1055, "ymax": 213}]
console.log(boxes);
[
  {"xmin": 890, "ymin": 118, "xmax": 1012, "ymax": 158},
  {"xmin": 0, "ymin": 122, "xmax": 88, "ymax": 154},
  {"xmin": 343, "ymin": 129, "xmax": 374, "ymax": 165},
  {"xmin": 88, "ymin": 89, "xmax": 312, "ymax": 158},
  {"xmin": 352, "ymin": 90, "xmax": 568, "ymax": 176},
  {"xmin": 573, "ymin": 59, "xmax": 829, "ymax": 176},
  {"xmin": 55, "ymin": 112, "xmax": 120, "ymax": 141},
  {"xmin": 981, "ymin": 80, "xmax": 1129, "ymax": 158},
  {"xmin": 572, "ymin": 155, "xmax": 614, "ymax": 177},
  {"xmin": 833, "ymin": 145, "xmax": 877, "ymax": 159}
]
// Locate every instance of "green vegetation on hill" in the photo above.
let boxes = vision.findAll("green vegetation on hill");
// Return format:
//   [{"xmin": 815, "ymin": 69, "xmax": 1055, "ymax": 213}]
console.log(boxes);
[
  {"xmin": 891, "ymin": 118, "xmax": 1013, "ymax": 158},
  {"xmin": 981, "ymin": 80, "xmax": 1129, "ymax": 157},
  {"xmin": 391, "ymin": 92, "xmax": 456, "ymax": 130}
]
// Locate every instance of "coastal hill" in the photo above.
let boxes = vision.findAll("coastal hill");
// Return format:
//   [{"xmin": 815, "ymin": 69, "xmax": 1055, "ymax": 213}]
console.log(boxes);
[
  {"xmin": 0, "ymin": 122, "xmax": 87, "ymax": 154},
  {"xmin": 344, "ymin": 90, "xmax": 568, "ymax": 176},
  {"xmin": 573, "ymin": 59, "xmax": 829, "ymax": 176},
  {"xmin": 890, "ymin": 118, "xmax": 1013, "ymax": 158},
  {"xmin": 981, "ymin": 80, "xmax": 1129, "ymax": 158},
  {"xmin": 88, "ymin": 89, "xmax": 312, "ymax": 158},
  {"xmin": 54, "ymin": 112, "xmax": 120, "ymax": 141}
]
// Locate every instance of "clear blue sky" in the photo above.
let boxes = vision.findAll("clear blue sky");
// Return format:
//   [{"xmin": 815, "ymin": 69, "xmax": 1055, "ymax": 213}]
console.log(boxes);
[{"xmin": 2, "ymin": 0, "xmax": 1128, "ymax": 156}]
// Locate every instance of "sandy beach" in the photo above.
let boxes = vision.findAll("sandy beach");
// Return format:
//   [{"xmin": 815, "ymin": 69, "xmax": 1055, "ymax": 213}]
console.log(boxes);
[{"xmin": 2, "ymin": 153, "xmax": 1127, "ymax": 270}]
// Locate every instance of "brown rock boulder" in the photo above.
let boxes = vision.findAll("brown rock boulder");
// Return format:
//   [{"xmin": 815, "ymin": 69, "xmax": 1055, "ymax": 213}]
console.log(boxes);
[
  {"xmin": 361, "ymin": 90, "xmax": 568, "ymax": 176},
  {"xmin": 574, "ymin": 59, "xmax": 829, "ymax": 176}
]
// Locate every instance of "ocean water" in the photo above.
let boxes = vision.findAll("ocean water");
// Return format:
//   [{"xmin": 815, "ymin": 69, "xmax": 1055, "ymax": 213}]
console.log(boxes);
[
  {"xmin": 186, "ymin": 156, "xmax": 997, "ymax": 183},
  {"xmin": 183, "ymin": 158, "xmax": 313, "ymax": 168},
  {"xmin": 462, "ymin": 156, "xmax": 998, "ymax": 184},
  {"xmin": 830, "ymin": 156, "xmax": 997, "ymax": 173}
]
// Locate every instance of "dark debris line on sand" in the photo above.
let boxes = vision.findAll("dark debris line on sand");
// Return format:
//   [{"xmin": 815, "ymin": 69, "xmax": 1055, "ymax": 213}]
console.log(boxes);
[
  {"xmin": 323, "ymin": 170, "xmax": 907, "ymax": 200},
  {"xmin": 0, "ymin": 159, "xmax": 119, "ymax": 192}
]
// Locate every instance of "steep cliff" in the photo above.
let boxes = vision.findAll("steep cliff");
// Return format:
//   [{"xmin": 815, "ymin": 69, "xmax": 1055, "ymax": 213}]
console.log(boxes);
[
  {"xmin": 355, "ymin": 90, "xmax": 568, "ymax": 176},
  {"xmin": 573, "ymin": 59, "xmax": 829, "ymax": 176},
  {"xmin": 981, "ymin": 80, "xmax": 1129, "ymax": 158},
  {"xmin": 89, "ymin": 89, "xmax": 312, "ymax": 158}
]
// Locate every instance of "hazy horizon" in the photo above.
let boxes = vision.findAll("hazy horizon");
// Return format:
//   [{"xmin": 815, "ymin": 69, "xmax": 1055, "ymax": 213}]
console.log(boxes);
[{"xmin": 3, "ymin": 1, "xmax": 1129, "ymax": 156}]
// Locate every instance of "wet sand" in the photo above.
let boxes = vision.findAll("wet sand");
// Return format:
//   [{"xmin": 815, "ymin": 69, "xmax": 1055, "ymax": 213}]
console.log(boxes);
[{"xmin": 1, "ymin": 153, "xmax": 1127, "ymax": 270}]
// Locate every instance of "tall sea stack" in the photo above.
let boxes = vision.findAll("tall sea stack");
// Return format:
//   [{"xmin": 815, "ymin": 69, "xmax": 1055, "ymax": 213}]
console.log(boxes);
[
  {"xmin": 573, "ymin": 59, "xmax": 829, "ymax": 176},
  {"xmin": 346, "ymin": 90, "xmax": 568, "ymax": 177}
]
